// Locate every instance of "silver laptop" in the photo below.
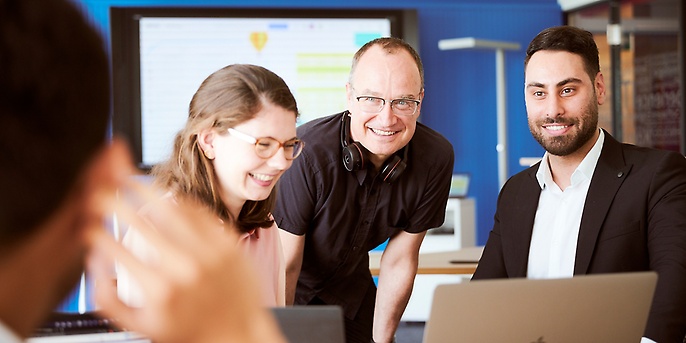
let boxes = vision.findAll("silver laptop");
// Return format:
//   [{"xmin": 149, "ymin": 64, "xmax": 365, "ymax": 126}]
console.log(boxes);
[
  {"xmin": 423, "ymin": 271, "xmax": 657, "ymax": 343},
  {"xmin": 271, "ymin": 306, "xmax": 346, "ymax": 343}
]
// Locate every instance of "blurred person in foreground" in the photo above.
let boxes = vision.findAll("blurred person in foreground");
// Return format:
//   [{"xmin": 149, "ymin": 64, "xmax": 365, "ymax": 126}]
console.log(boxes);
[{"xmin": 0, "ymin": 0, "xmax": 285, "ymax": 342}]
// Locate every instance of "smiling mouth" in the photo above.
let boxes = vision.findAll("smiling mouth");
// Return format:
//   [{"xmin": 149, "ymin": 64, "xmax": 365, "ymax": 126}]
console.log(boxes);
[
  {"xmin": 369, "ymin": 127, "xmax": 398, "ymax": 136},
  {"xmin": 543, "ymin": 124, "xmax": 571, "ymax": 131},
  {"xmin": 250, "ymin": 173, "xmax": 274, "ymax": 182}
]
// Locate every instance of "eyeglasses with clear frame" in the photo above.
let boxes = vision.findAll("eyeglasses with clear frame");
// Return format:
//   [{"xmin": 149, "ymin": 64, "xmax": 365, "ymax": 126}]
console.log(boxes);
[
  {"xmin": 227, "ymin": 128, "xmax": 304, "ymax": 160},
  {"xmin": 354, "ymin": 93, "xmax": 421, "ymax": 116}
]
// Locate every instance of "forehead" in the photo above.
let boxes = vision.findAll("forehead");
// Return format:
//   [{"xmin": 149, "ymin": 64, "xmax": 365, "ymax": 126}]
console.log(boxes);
[
  {"xmin": 525, "ymin": 50, "xmax": 590, "ymax": 86},
  {"xmin": 351, "ymin": 46, "xmax": 422, "ymax": 94},
  {"xmin": 235, "ymin": 103, "xmax": 297, "ymax": 138}
]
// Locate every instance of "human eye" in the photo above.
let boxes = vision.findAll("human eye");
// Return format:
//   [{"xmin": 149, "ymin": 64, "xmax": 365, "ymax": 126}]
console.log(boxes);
[
  {"xmin": 256, "ymin": 138, "xmax": 276, "ymax": 150},
  {"xmin": 560, "ymin": 87, "xmax": 575, "ymax": 96},
  {"xmin": 531, "ymin": 90, "xmax": 545, "ymax": 98},
  {"xmin": 359, "ymin": 96, "xmax": 381, "ymax": 104},
  {"xmin": 393, "ymin": 99, "xmax": 416, "ymax": 112},
  {"xmin": 283, "ymin": 139, "xmax": 299, "ymax": 149}
]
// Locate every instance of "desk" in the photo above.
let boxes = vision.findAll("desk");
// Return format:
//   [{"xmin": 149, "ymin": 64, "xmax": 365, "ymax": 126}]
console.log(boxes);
[{"xmin": 369, "ymin": 246, "xmax": 483, "ymax": 276}]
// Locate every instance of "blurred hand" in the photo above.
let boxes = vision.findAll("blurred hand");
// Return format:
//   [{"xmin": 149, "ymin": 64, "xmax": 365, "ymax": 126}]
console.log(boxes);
[{"xmin": 86, "ymin": 179, "xmax": 285, "ymax": 343}]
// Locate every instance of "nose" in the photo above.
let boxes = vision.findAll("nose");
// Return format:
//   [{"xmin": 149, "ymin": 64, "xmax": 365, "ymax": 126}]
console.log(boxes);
[
  {"xmin": 267, "ymin": 146, "xmax": 291, "ymax": 170},
  {"xmin": 376, "ymin": 101, "xmax": 397, "ymax": 126},
  {"xmin": 545, "ymin": 95, "xmax": 564, "ymax": 118}
]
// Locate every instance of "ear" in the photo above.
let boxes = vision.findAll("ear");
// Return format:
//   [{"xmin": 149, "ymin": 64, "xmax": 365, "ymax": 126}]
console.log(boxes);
[
  {"xmin": 594, "ymin": 72, "xmax": 606, "ymax": 105},
  {"xmin": 197, "ymin": 129, "xmax": 217, "ymax": 160},
  {"xmin": 417, "ymin": 88, "xmax": 425, "ymax": 113}
]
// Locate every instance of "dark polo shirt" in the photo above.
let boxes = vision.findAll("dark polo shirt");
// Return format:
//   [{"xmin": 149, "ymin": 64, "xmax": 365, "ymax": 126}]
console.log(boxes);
[{"xmin": 273, "ymin": 111, "xmax": 454, "ymax": 320}]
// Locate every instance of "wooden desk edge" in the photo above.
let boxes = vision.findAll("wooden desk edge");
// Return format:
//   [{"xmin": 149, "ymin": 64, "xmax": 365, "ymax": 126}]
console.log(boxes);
[
  {"xmin": 369, "ymin": 247, "xmax": 483, "ymax": 276},
  {"xmin": 369, "ymin": 264, "xmax": 478, "ymax": 276}
]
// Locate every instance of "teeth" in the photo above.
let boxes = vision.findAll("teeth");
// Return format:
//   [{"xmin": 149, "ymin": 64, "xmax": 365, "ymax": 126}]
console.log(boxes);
[
  {"xmin": 250, "ymin": 173, "xmax": 274, "ymax": 182},
  {"xmin": 370, "ymin": 128, "xmax": 396, "ymax": 136},
  {"xmin": 546, "ymin": 125, "xmax": 568, "ymax": 131}
]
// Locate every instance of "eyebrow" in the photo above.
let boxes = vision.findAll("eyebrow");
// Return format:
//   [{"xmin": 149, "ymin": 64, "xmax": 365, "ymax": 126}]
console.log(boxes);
[
  {"xmin": 398, "ymin": 94, "xmax": 420, "ymax": 100},
  {"xmin": 525, "ymin": 77, "xmax": 584, "ymax": 90}
]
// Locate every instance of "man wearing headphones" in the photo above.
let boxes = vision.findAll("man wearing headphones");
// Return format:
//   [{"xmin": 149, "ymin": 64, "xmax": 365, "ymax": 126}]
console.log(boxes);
[{"xmin": 273, "ymin": 37, "xmax": 454, "ymax": 343}]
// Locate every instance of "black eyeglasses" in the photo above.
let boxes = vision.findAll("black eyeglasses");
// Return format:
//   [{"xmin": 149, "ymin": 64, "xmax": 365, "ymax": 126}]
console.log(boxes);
[
  {"xmin": 354, "ymin": 94, "xmax": 421, "ymax": 116},
  {"xmin": 227, "ymin": 128, "xmax": 304, "ymax": 160}
]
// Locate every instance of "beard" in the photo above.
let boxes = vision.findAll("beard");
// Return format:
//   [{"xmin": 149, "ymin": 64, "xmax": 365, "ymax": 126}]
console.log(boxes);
[{"xmin": 528, "ymin": 97, "xmax": 599, "ymax": 157}]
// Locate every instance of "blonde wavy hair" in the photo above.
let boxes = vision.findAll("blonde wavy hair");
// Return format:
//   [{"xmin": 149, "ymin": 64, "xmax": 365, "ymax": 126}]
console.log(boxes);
[{"xmin": 152, "ymin": 64, "xmax": 299, "ymax": 233}]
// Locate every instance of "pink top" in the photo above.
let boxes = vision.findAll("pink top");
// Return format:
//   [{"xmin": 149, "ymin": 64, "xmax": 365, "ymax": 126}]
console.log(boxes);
[
  {"xmin": 237, "ymin": 222, "xmax": 286, "ymax": 307},
  {"xmin": 116, "ymin": 194, "xmax": 285, "ymax": 307}
]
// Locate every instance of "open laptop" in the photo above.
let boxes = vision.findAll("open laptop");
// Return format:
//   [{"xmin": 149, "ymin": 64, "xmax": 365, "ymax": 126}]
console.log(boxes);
[
  {"xmin": 423, "ymin": 271, "xmax": 657, "ymax": 343},
  {"xmin": 271, "ymin": 305, "xmax": 346, "ymax": 343}
]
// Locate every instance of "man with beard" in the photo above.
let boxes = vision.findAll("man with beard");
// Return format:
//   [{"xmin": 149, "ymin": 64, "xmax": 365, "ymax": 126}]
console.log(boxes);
[{"xmin": 472, "ymin": 25, "xmax": 686, "ymax": 343}]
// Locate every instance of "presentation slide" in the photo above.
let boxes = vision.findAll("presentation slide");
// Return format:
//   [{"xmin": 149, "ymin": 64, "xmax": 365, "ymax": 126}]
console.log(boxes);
[{"xmin": 139, "ymin": 17, "xmax": 391, "ymax": 166}]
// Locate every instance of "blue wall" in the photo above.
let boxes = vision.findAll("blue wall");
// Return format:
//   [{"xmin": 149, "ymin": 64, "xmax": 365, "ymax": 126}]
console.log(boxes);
[{"xmin": 74, "ymin": 0, "xmax": 561, "ymax": 246}]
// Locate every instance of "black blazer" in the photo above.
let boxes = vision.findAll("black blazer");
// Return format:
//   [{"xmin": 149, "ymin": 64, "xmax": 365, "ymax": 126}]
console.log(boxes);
[{"xmin": 473, "ymin": 131, "xmax": 686, "ymax": 342}]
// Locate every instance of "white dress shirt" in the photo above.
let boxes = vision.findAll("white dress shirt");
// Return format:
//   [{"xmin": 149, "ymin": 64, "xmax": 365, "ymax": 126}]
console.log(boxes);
[
  {"xmin": 528, "ymin": 130, "xmax": 604, "ymax": 279},
  {"xmin": 526, "ymin": 130, "xmax": 657, "ymax": 343}
]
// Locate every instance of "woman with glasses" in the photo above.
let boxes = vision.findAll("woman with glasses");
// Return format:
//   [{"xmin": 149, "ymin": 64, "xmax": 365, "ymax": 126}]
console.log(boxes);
[{"xmin": 118, "ymin": 64, "xmax": 303, "ymax": 307}]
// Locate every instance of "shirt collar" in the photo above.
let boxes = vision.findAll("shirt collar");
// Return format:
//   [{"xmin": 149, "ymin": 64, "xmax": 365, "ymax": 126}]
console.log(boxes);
[
  {"xmin": 535, "ymin": 129, "xmax": 605, "ymax": 190},
  {"xmin": 535, "ymin": 155, "xmax": 551, "ymax": 190}
]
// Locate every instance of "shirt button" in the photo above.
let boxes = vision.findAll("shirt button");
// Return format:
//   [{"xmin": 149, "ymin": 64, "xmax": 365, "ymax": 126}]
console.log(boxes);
[{"xmin": 352, "ymin": 246, "xmax": 359, "ymax": 251}]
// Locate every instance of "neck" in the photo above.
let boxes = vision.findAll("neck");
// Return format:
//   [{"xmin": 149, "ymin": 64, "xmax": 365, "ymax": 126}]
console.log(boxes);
[
  {"xmin": 547, "ymin": 129, "xmax": 600, "ymax": 190},
  {"xmin": 369, "ymin": 154, "xmax": 388, "ymax": 172},
  {"xmin": 218, "ymin": 193, "xmax": 244, "ymax": 224},
  {"xmin": 228, "ymin": 206, "xmax": 242, "ymax": 223}
]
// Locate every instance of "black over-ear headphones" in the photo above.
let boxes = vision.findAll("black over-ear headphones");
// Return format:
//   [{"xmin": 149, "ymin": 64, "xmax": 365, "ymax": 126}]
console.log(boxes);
[{"xmin": 340, "ymin": 111, "xmax": 408, "ymax": 183}]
